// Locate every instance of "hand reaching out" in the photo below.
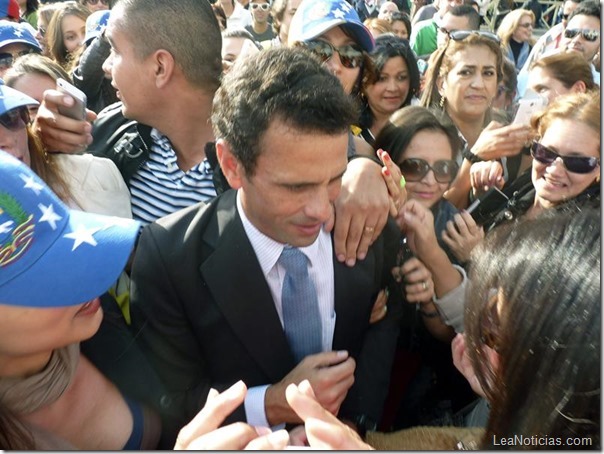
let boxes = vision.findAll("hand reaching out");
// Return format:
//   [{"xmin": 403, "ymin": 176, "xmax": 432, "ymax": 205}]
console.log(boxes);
[{"xmin": 442, "ymin": 211, "xmax": 484, "ymax": 264}]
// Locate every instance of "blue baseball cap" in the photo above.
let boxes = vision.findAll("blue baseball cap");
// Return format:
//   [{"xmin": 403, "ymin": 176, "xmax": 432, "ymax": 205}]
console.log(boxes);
[
  {"xmin": 0, "ymin": 20, "xmax": 42, "ymax": 52},
  {"xmin": 288, "ymin": 0, "xmax": 374, "ymax": 52},
  {"xmin": 84, "ymin": 10, "xmax": 111, "ymax": 46},
  {"xmin": 0, "ymin": 151, "xmax": 140, "ymax": 308},
  {"xmin": 0, "ymin": 82, "xmax": 39, "ymax": 116}
]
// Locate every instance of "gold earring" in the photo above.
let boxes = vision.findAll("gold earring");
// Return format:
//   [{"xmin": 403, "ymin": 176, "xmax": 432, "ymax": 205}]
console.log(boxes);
[{"xmin": 439, "ymin": 95, "xmax": 446, "ymax": 109}]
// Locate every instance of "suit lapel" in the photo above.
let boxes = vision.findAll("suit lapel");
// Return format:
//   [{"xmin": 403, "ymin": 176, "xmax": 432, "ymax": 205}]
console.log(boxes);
[{"xmin": 200, "ymin": 191, "xmax": 294, "ymax": 382}]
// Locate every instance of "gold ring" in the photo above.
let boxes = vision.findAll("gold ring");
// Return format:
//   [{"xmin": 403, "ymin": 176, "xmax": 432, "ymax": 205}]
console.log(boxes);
[
  {"xmin": 383, "ymin": 305, "xmax": 388, "ymax": 314},
  {"xmin": 399, "ymin": 175, "xmax": 406, "ymax": 189},
  {"xmin": 422, "ymin": 281, "xmax": 428, "ymax": 290},
  {"xmin": 364, "ymin": 226, "xmax": 375, "ymax": 233}
]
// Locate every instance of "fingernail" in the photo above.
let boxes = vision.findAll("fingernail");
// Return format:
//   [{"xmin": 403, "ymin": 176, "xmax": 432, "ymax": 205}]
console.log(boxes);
[
  {"xmin": 346, "ymin": 258, "xmax": 356, "ymax": 267},
  {"xmin": 266, "ymin": 429, "xmax": 290, "ymax": 446},
  {"xmin": 358, "ymin": 252, "xmax": 366, "ymax": 260},
  {"xmin": 84, "ymin": 123, "xmax": 92, "ymax": 132},
  {"xmin": 385, "ymin": 287, "xmax": 390, "ymax": 297},
  {"xmin": 255, "ymin": 426, "xmax": 272, "ymax": 436},
  {"xmin": 336, "ymin": 350, "xmax": 348, "ymax": 358},
  {"xmin": 383, "ymin": 168, "xmax": 391, "ymax": 176},
  {"xmin": 63, "ymin": 96, "xmax": 74, "ymax": 105},
  {"xmin": 337, "ymin": 254, "xmax": 345, "ymax": 262}
]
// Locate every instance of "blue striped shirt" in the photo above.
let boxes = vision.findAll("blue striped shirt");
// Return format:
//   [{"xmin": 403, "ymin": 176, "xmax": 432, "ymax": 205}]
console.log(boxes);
[{"xmin": 129, "ymin": 129, "xmax": 216, "ymax": 224}]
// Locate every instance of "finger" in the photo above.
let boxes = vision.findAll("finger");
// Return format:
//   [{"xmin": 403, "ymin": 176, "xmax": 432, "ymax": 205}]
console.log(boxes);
[
  {"xmin": 445, "ymin": 220, "xmax": 462, "ymax": 241},
  {"xmin": 286, "ymin": 383, "xmax": 342, "ymax": 425},
  {"xmin": 305, "ymin": 417, "xmax": 372, "ymax": 450},
  {"xmin": 453, "ymin": 213, "xmax": 470, "ymax": 236},
  {"xmin": 305, "ymin": 350, "xmax": 350, "ymax": 369},
  {"xmin": 183, "ymin": 422, "xmax": 259, "ymax": 450},
  {"xmin": 332, "ymin": 202, "xmax": 353, "ymax": 263},
  {"xmin": 350, "ymin": 220, "xmax": 374, "ymax": 264},
  {"xmin": 175, "ymin": 381, "xmax": 247, "ymax": 449},
  {"xmin": 244, "ymin": 429, "xmax": 290, "ymax": 450}
]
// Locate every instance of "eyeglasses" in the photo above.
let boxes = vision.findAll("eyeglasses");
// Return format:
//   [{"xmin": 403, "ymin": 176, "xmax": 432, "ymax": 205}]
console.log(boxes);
[
  {"xmin": 564, "ymin": 28, "xmax": 600, "ymax": 42},
  {"xmin": 250, "ymin": 3, "xmax": 270, "ymax": 10},
  {"xmin": 0, "ymin": 107, "xmax": 30, "ymax": 131},
  {"xmin": 518, "ymin": 22, "xmax": 534, "ymax": 28},
  {"xmin": 303, "ymin": 40, "xmax": 364, "ymax": 69},
  {"xmin": 86, "ymin": 0, "xmax": 109, "ymax": 5},
  {"xmin": 448, "ymin": 30, "xmax": 501, "ymax": 44},
  {"xmin": 531, "ymin": 142, "xmax": 600, "ymax": 174},
  {"xmin": 399, "ymin": 158, "xmax": 459, "ymax": 183},
  {"xmin": 0, "ymin": 49, "xmax": 36, "ymax": 70}
]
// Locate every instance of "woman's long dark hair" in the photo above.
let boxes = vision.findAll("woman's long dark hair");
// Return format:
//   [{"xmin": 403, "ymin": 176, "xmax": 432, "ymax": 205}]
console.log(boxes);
[{"xmin": 359, "ymin": 34, "xmax": 419, "ymax": 130}]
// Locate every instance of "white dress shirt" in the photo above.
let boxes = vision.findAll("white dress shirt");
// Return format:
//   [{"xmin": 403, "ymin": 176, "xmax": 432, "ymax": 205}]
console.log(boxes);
[{"xmin": 236, "ymin": 191, "xmax": 336, "ymax": 428}]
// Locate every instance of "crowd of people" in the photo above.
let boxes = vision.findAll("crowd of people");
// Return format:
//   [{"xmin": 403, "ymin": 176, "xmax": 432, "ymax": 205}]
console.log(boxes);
[{"xmin": 0, "ymin": 0, "xmax": 600, "ymax": 450}]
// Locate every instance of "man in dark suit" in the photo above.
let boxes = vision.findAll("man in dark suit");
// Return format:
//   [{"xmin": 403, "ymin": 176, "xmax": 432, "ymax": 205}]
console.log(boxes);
[{"xmin": 131, "ymin": 47, "xmax": 402, "ymax": 447}]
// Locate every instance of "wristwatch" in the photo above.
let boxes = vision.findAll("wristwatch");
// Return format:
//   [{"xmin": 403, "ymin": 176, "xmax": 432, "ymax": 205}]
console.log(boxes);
[{"xmin": 461, "ymin": 146, "xmax": 483, "ymax": 164}]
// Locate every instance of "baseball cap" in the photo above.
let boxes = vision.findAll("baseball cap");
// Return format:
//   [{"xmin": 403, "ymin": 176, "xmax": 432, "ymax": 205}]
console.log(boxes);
[
  {"xmin": 0, "ymin": 0, "xmax": 20, "ymax": 20},
  {"xmin": 84, "ymin": 10, "xmax": 110, "ymax": 46},
  {"xmin": 0, "ymin": 20, "xmax": 42, "ymax": 52},
  {"xmin": 0, "ymin": 81, "xmax": 39, "ymax": 115},
  {"xmin": 0, "ymin": 151, "xmax": 140, "ymax": 308},
  {"xmin": 288, "ymin": 0, "xmax": 374, "ymax": 52}
]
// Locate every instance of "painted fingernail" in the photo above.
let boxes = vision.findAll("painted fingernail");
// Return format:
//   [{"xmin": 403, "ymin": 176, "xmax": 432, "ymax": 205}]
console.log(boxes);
[{"xmin": 383, "ymin": 168, "xmax": 391, "ymax": 176}]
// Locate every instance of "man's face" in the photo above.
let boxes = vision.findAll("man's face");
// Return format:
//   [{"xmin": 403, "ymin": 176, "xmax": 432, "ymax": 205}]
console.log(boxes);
[
  {"xmin": 222, "ymin": 36, "xmax": 247, "ymax": 72},
  {"xmin": 250, "ymin": 0, "xmax": 271, "ymax": 24},
  {"xmin": 103, "ymin": 7, "xmax": 154, "ymax": 122},
  {"xmin": 562, "ymin": 14, "xmax": 600, "ymax": 61},
  {"xmin": 230, "ymin": 118, "xmax": 348, "ymax": 247},
  {"xmin": 437, "ymin": 13, "xmax": 472, "ymax": 48}
]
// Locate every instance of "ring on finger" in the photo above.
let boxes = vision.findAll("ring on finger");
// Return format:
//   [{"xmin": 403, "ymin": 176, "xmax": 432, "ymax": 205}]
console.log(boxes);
[
  {"xmin": 422, "ymin": 281, "xmax": 428, "ymax": 290},
  {"xmin": 364, "ymin": 226, "xmax": 375, "ymax": 234}
]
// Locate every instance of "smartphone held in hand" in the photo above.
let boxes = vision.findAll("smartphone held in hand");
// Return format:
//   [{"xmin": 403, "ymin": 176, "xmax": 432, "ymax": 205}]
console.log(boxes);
[
  {"xmin": 56, "ymin": 78, "xmax": 87, "ymax": 121},
  {"xmin": 467, "ymin": 187, "xmax": 509, "ymax": 226}
]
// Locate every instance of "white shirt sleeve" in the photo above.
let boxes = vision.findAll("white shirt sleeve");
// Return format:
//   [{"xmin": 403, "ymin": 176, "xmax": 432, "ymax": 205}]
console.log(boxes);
[{"xmin": 432, "ymin": 265, "xmax": 467, "ymax": 333}]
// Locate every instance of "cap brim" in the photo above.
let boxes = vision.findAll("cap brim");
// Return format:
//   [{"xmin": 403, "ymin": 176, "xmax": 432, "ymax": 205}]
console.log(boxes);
[
  {"xmin": 291, "ymin": 18, "xmax": 374, "ymax": 52},
  {"xmin": 0, "ymin": 39, "xmax": 41, "ymax": 52},
  {"xmin": 0, "ymin": 210, "xmax": 139, "ymax": 308}
]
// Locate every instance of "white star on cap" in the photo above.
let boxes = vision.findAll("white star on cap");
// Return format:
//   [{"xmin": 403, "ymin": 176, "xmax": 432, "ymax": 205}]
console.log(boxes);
[
  {"xmin": 20, "ymin": 174, "xmax": 44, "ymax": 195},
  {"xmin": 64, "ymin": 225, "xmax": 101, "ymax": 251},
  {"xmin": 333, "ymin": 8, "xmax": 346, "ymax": 18},
  {"xmin": 13, "ymin": 28, "xmax": 23, "ymax": 37},
  {"xmin": 38, "ymin": 203, "xmax": 62, "ymax": 230},
  {"xmin": 0, "ymin": 220, "xmax": 14, "ymax": 234}
]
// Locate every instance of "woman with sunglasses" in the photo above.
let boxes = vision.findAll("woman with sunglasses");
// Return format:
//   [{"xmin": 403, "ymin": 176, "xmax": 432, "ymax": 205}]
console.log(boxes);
[
  {"xmin": 474, "ymin": 91, "xmax": 599, "ymax": 232},
  {"xmin": 78, "ymin": 0, "xmax": 110, "ymax": 13},
  {"xmin": 496, "ymin": 9, "xmax": 535, "ymax": 73},
  {"xmin": 421, "ymin": 30, "xmax": 532, "ymax": 209},
  {"xmin": 2, "ymin": 62, "xmax": 131, "ymax": 218},
  {"xmin": 358, "ymin": 34, "xmax": 420, "ymax": 146}
]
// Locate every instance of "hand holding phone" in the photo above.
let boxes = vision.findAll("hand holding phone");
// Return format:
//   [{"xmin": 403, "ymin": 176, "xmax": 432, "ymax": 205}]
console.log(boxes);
[
  {"xmin": 56, "ymin": 78, "xmax": 87, "ymax": 121},
  {"xmin": 466, "ymin": 186, "xmax": 509, "ymax": 226}
]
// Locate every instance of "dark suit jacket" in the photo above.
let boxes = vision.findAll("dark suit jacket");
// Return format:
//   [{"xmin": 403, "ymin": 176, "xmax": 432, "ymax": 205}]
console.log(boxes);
[{"xmin": 130, "ymin": 189, "xmax": 402, "ymax": 446}]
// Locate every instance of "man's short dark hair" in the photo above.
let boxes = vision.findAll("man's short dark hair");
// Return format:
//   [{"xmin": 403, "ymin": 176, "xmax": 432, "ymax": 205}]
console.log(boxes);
[
  {"xmin": 448, "ymin": 4, "xmax": 481, "ymax": 30},
  {"xmin": 569, "ymin": 0, "xmax": 600, "ymax": 21},
  {"xmin": 222, "ymin": 28, "xmax": 262, "ymax": 50},
  {"xmin": 212, "ymin": 47, "xmax": 357, "ymax": 176},
  {"xmin": 114, "ymin": 0, "xmax": 222, "ymax": 93}
]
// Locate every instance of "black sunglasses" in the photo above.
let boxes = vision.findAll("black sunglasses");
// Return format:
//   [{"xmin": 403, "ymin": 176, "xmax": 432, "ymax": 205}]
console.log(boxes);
[
  {"xmin": 531, "ymin": 142, "xmax": 600, "ymax": 174},
  {"xmin": 0, "ymin": 107, "xmax": 30, "ymax": 131},
  {"xmin": 0, "ymin": 49, "xmax": 36, "ymax": 70},
  {"xmin": 564, "ymin": 28, "xmax": 600, "ymax": 42},
  {"xmin": 448, "ymin": 30, "xmax": 501, "ymax": 44},
  {"xmin": 303, "ymin": 40, "xmax": 364, "ymax": 69},
  {"xmin": 400, "ymin": 158, "xmax": 459, "ymax": 183},
  {"xmin": 86, "ymin": 0, "xmax": 109, "ymax": 5}
]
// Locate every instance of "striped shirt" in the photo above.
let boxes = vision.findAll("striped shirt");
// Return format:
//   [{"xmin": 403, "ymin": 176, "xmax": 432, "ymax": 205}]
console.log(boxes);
[{"xmin": 129, "ymin": 128, "xmax": 217, "ymax": 224}]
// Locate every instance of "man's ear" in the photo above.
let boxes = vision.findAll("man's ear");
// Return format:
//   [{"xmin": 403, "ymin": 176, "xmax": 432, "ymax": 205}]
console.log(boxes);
[
  {"xmin": 570, "ymin": 79, "xmax": 587, "ymax": 94},
  {"xmin": 216, "ymin": 139, "xmax": 245, "ymax": 189},
  {"xmin": 152, "ymin": 49, "xmax": 176, "ymax": 89}
]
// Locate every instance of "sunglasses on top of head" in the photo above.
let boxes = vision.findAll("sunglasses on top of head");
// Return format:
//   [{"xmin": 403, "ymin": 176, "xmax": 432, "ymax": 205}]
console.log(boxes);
[
  {"xmin": 531, "ymin": 141, "xmax": 600, "ymax": 174},
  {"xmin": 446, "ymin": 30, "xmax": 501, "ymax": 44},
  {"xmin": 563, "ymin": 28, "xmax": 600, "ymax": 42},
  {"xmin": 399, "ymin": 158, "xmax": 459, "ymax": 183},
  {"xmin": 303, "ymin": 40, "xmax": 364, "ymax": 69},
  {"xmin": 250, "ymin": 3, "xmax": 271, "ymax": 10},
  {"xmin": 0, "ymin": 107, "xmax": 31, "ymax": 131}
]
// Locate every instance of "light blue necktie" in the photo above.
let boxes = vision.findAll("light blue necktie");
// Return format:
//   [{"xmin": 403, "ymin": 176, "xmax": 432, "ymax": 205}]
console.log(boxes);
[{"xmin": 280, "ymin": 246, "xmax": 322, "ymax": 363}]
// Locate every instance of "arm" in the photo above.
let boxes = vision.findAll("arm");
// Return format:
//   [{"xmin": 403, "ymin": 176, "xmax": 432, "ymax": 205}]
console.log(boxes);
[{"xmin": 72, "ymin": 36, "xmax": 112, "ymax": 103}]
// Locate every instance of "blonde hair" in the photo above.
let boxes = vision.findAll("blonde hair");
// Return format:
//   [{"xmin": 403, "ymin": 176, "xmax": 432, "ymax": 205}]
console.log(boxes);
[
  {"xmin": 497, "ymin": 9, "xmax": 535, "ymax": 48},
  {"xmin": 363, "ymin": 18, "xmax": 393, "ymax": 37}
]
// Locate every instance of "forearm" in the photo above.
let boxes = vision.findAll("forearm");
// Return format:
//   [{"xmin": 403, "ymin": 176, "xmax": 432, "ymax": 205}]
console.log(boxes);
[
  {"xmin": 444, "ymin": 159, "xmax": 472, "ymax": 209},
  {"xmin": 417, "ymin": 245, "xmax": 463, "ymax": 298}
]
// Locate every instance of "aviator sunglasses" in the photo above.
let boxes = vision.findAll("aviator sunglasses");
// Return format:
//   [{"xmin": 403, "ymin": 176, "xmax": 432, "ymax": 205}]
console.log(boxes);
[
  {"xmin": 563, "ymin": 28, "xmax": 600, "ymax": 42},
  {"xmin": 0, "ymin": 107, "xmax": 30, "ymax": 131},
  {"xmin": 531, "ymin": 142, "xmax": 600, "ymax": 174},
  {"xmin": 303, "ymin": 40, "xmax": 364, "ymax": 69},
  {"xmin": 399, "ymin": 158, "xmax": 459, "ymax": 183},
  {"xmin": 446, "ymin": 30, "xmax": 501, "ymax": 43}
]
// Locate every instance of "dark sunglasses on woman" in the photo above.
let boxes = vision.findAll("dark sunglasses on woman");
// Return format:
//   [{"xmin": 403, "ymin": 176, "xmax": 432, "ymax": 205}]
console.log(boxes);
[
  {"xmin": 0, "ymin": 107, "xmax": 30, "ymax": 131},
  {"xmin": 531, "ymin": 142, "xmax": 600, "ymax": 174},
  {"xmin": 447, "ymin": 30, "xmax": 501, "ymax": 44},
  {"xmin": 302, "ymin": 40, "xmax": 364, "ymax": 69},
  {"xmin": 399, "ymin": 158, "xmax": 459, "ymax": 183}
]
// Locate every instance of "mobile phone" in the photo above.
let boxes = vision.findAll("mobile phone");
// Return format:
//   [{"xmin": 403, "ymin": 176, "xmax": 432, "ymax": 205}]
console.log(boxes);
[
  {"xmin": 467, "ymin": 187, "xmax": 509, "ymax": 226},
  {"xmin": 512, "ymin": 93, "xmax": 547, "ymax": 126},
  {"xmin": 56, "ymin": 78, "xmax": 87, "ymax": 120}
]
